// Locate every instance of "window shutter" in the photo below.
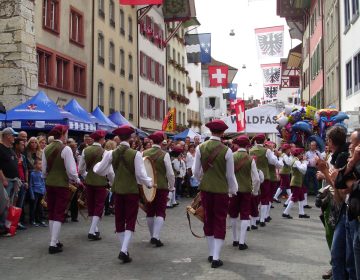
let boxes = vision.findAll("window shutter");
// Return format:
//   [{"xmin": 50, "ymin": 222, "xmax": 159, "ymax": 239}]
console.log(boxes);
[
  {"xmin": 147, "ymin": 95, "xmax": 151, "ymax": 119},
  {"xmin": 140, "ymin": 92, "xmax": 144, "ymax": 117},
  {"xmin": 162, "ymin": 100, "xmax": 165, "ymax": 120},
  {"xmin": 147, "ymin": 56, "xmax": 151, "ymax": 80},
  {"xmin": 161, "ymin": 65, "xmax": 164, "ymax": 86},
  {"xmin": 140, "ymin": 52, "xmax": 144, "ymax": 77},
  {"xmin": 155, "ymin": 62, "xmax": 159, "ymax": 84}
]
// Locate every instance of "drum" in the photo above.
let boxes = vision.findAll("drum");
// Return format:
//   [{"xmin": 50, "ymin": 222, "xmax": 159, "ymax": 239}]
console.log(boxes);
[
  {"xmin": 139, "ymin": 156, "xmax": 157, "ymax": 204},
  {"xmin": 186, "ymin": 192, "xmax": 204, "ymax": 238}
]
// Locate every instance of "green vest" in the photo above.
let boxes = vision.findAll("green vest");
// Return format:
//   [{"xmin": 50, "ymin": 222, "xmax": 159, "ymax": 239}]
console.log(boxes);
[
  {"xmin": 111, "ymin": 145, "xmax": 138, "ymax": 194},
  {"xmin": 143, "ymin": 147, "xmax": 168, "ymax": 190},
  {"xmin": 268, "ymin": 164, "xmax": 278, "ymax": 182},
  {"xmin": 44, "ymin": 141, "xmax": 68, "ymax": 188},
  {"xmin": 280, "ymin": 154, "xmax": 291, "ymax": 175},
  {"xmin": 234, "ymin": 150, "xmax": 252, "ymax": 193},
  {"xmin": 290, "ymin": 157, "xmax": 303, "ymax": 187},
  {"xmin": 199, "ymin": 140, "xmax": 228, "ymax": 194},
  {"xmin": 84, "ymin": 144, "xmax": 107, "ymax": 186},
  {"xmin": 250, "ymin": 145, "xmax": 270, "ymax": 180}
]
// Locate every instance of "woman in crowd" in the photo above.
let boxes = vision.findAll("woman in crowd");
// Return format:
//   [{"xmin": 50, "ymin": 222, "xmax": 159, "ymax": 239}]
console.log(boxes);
[
  {"xmin": 37, "ymin": 136, "xmax": 47, "ymax": 152},
  {"xmin": 26, "ymin": 137, "xmax": 42, "ymax": 172}
]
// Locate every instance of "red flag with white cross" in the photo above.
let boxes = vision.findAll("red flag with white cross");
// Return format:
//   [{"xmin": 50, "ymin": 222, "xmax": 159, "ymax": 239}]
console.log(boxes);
[
  {"xmin": 208, "ymin": 66, "xmax": 228, "ymax": 87},
  {"xmin": 120, "ymin": 0, "xmax": 163, "ymax": 5},
  {"xmin": 234, "ymin": 100, "xmax": 245, "ymax": 132}
]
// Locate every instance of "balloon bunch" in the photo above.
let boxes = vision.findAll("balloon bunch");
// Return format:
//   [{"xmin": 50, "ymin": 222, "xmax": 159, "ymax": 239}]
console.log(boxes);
[{"xmin": 275, "ymin": 105, "xmax": 349, "ymax": 151}]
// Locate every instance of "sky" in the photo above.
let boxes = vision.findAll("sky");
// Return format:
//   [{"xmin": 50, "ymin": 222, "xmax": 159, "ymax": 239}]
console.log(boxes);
[{"xmin": 195, "ymin": 0, "xmax": 297, "ymax": 100}]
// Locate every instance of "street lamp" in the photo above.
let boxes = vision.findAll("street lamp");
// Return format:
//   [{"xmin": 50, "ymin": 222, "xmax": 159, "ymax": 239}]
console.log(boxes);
[{"xmin": 229, "ymin": 29, "xmax": 235, "ymax": 36}]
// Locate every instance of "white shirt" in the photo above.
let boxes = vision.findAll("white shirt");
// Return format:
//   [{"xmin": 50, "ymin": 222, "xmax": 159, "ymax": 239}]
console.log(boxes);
[
  {"xmin": 237, "ymin": 148, "xmax": 260, "ymax": 195},
  {"xmin": 41, "ymin": 140, "xmax": 80, "ymax": 184},
  {"xmin": 152, "ymin": 144, "xmax": 175, "ymax": 191},
  {"xmin": 186, "ymin": 152, "xmax": 195, "ymax": 169},
  {"xmin": 269, "ymin": 150, "xmax": 284, "ymax": 168},
  {"xmin": 305, "ymin": 150, "xmax": 323, "ymax": 167},
  {"xmin": 281, "ymin": 154, "xmax": 293, "ymax": 166},
  {"xmin": 192, "ymin": 136, "xmax": 238, "ymax": 194},
  {"xmin": 78, "ymin": 142, "xmax": 103, "ymax": 179},
  {"xmin": 93, "ymin": 142, "xmax": 152, "ymax": 187},
  {"xmin": 292, "ymin": 158, "xmax": 308, "ymax": 175},
  {"xmin": 172, "ymin": 158, "xmax": 186, "ymax": 178}
]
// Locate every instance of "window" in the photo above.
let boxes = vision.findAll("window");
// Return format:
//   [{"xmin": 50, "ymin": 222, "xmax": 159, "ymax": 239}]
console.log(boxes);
[
  {"xmin": 178, "ymin": 82, "xmax": 181, "ymax": 94},
  {"xmin": 140, "ymin": 92, "xmax": 147, "ymax": 118},
  {"xmin": 173, "ymin": 79, "xmax": 177, "ymax": 93},
  {"xmin": 289, "ymin": 76, "xmax": 300, "ymax": 87},
  {"xmin": 129, "ymin": 94, "xmax": 133, "ymax": 120},
  {"xmin": 120, "ymin": 91, "xmax": 125, "ymax": 115},
  {"xmin": 346, "ymin": 60, "xmax": 353, "ymax": 96},
  {"xmin": 178, "ymin": 111, "xmax": 182, "ymax": 124},
  {"xmin": 177, "ymin": 52, "xmax": 180, "ymax": 64},
  {"xmin": 43, "ymin": 0, "xmax": 60, "ymax": 34},
  {"xmin": 183, "ymin": 113, "xmax": 185, "ymax": 125},
  {"xmin": 120, "ymin": 9, "xmax": 125, "ymax": 35},
  {"xmin": 37, "ymin": 48, "xmax": 52, "ymax": 86},
  {"xmin": 56, "ymin": 56, "xmax": 70, "ymax": 90},
  {"xmin": 352, "ymin": 0, "xmax": 359, "ymax": 17},
  {"xmin": 70, "ymin": 7, "xmax": 84, "ymax": 46},
  {"xmin": 73, "ymin": 63, "xmax": 85, "ymax": 96},
  {"xmin": 151, "ymin": 59, "xmax": 156, "ymax": 81},
  {"xmin": 109, "ymin": 41, "xmax": 115, "ymax": 71},
  {"xmin": 109, "ymin": 0, "xmax": 115, "ymax": 27},
  {"xmin": 159, "ymin": 65, "xmax": 164, "ymax": 86},
  {"xmin": 109, "ymin": 87, "xmax": 115, "ymax": 114},
  {"xmin": 98, "ymin": 33, "xmax": 104, "ymax": 65},
  {"xmin": 120, "ymin": 49, "xmax": 125, "ymax": 76},
  {"xmin": 98, "ymin": 81, "xmax": 104, "ymax": 111},
  {"xmin": 151, "ymin": 96, "xmax": 156, "ymax": 120},
  {"xmin": 98, "ymin": 0, "xmax": 105, "ymax": 18},
  {"xmin": 128, "ymin": 54, "xmax": 133, "ymax": 80},
  {"xmin": 140, "ymin": 52, "xmax": 147, "ymax": 77},
  {"xmin": 354, "ymin": 52, "xmax": 360, "ymax": 92},
  {"xmin": 166, "ymin": 45, "xmax": 171, "ymax": 59},
  {"xmin": 128, "ymin": 17, "xmax": 133, "ymax": 42},
  {"xmin": 168, "ymin": 75, "xmax": 171, "ymax": 90},
  {"xmin": 172, "ymin": 48, "xmax": 176, "ymax": 60},
  {"xmin": 182, "ymin": 56, "xmax": 185, "ymax": 67},
  {"xmin": 345, "ymin": 0, "xmax": 351, "ymax": 28},
  {"xmin": 182, "ymin": 84, "xmax": 185, "ymax": 95}
]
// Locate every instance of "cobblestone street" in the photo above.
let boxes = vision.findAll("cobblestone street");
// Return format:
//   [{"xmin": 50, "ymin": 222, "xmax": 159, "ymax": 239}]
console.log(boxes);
[{"xmin": 0, "ymin": 197, "xmax": 329, "ymax": 280}]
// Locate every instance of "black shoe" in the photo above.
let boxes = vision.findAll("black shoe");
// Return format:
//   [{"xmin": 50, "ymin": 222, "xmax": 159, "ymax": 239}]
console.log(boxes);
[
  {"xmin": 95, "ymin": 231, "xmax": 100, "ymax": 237},
  {"xmin": 247, "ymin": 226, "xmax": 251, "ymax": 231},
  {"xmin": 17, "ymin": 223, "xmax": 27, "ymax": 230},
  {"xmin": 88, "ymin": 233, "xmax": 102, "ymax": 241},
  {"xmin": 211, "ymin": 259, "xmax": 223, "ymax": 268},
  {"xmin": 270, "ymin": 205, "xmax": 274, "ymax": 208},
  {"xmin": 265, "ymin": 217, "xmax": 272, "ymax": 223},
  {"xmin": 71, "ymin": 219, "xmax": 79, "ymax": 222},
  {"xmin": 256, "ymin": 220, "xmax": 260, "ymax": 225},
  {"xmin": 273, "ymin": 198, "xmax": 281, "ymax": 203},
  {"xmin": 30, "ymin": 221, "xmax": 39, "ymax": 227},
  {"xmin": 49, "ymin": 245, "xmax": 63, "ymax": 254},
  {"xmin": 118, "ymin": 251, "xmax": 132, "ymax": 263},
  {"xmin": 166, "ymin": 205, "xmax": 173, "ymax": 209},
  {"xmin": 259, "ymin": 222, "xmax": 266, "ymax": 227},
  {"xmin": 299, "ymin": 214, "xmax": 310, "ymax": 218},
  {"xmin": 56, "ymin": 242, "xmax": 63, "ymax": 248},
  {"xmin": 39, "ymin": 221, "xmax": 48, "ymax": 227},
  {"xmin": 104, "ymin": 211, "xmax": 111, "ymax": 216},
  {"xmin": 208, "ymin": 256, "xmax": 213, "ymax": 263},
  {"xmin": 251, "ymin": 225, "xmax": 258, "ymax": 230},
  {"xmin": 173, "ymin": 202, "xmax": 179, "ymax": 207},
  {"xmin": 282, "ymin": 213, "xmax": 293, "ymax": 219},
  {"xmin": 154, "ymin": 239, "xmax": 164, "ymax": 247},
  {"xmin": 232, "ymin": 241, "xmax": 239, "ymax": 247},
  {"xmin": 239, "ymin": 243, "xmax": 248, "ymax": 250},
  {"xmin": 283, "ymin": 204, "xmax": 288, "ymax": 208},
  {"xmin": 304, "ymin": 205, "xmax": 312, "ymax": 209},
  {"xmin": 150, "ymin": 237, "xmax": 157, "ymax": 244}
]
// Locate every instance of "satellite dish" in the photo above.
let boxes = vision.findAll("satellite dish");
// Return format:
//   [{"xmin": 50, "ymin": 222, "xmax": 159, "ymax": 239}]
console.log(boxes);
[{"xmin": 229, "ymin": 29, "xmax": 235, "ymax": 36}]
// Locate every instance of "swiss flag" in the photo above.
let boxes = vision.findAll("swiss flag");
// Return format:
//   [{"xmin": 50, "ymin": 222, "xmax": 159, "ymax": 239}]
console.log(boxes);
[
  {"xmin": 120, "ymin": 0, "xmax": 163, "ymax": 4},
  {"xmin": 234, "ymin": 100, "xmax": 245, "ymax": 132},
  {"xmin": 208, "ymin": 66, "xmax": 228, "ymax": 87}
]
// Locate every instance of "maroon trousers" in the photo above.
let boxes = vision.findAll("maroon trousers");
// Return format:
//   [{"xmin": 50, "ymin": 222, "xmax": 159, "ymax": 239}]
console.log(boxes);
[
  {"xmin": 290, "ymin": 186, "xmax": 304, "ymax": 203},
  {"xmin": 270, "ymin": 181, "xmax": 278, "ymax": 202},
  {"xmin": 114, "ymin": 193, "xmax": 139, "ymax": 232},
  {"xmin": 86, "ymin": 185, "xmax": 108, "ymax": 217},
  {"xmin": 260, "ymin": 180, "xmax": 271, "ymax": 205},
  {"xmin": 279, "ymin": 174, "xmax": 291, "ymax": 190},
  {"xmin": 201, "ymin": 191, "xmax": 229, "ymax": 240},
  {"xmin": 46, "ymin": 186, "xmax": 71, "ymax": 223},
  {"xmin": 146, "ymin": 189, "xmax": 169, "ymax": 219},
  {"xmin": 228, "ymin": 192, "xmax": 252, "ymax": 220},
  {"xmin": 250, "ymin": 194, "xmax": 260, "ymax": 218}
]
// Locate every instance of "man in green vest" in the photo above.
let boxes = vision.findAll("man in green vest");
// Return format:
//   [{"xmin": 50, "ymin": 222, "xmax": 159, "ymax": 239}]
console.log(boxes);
[
  {"xmin": 41, "ymin": 125, "xmax": 81, "ymax": 254},
  {"xmin": 143, "ymin": 131, "xmax": 175, "ymax": 248},
  {"xmin": 273, "ymin": 143, "xmax": 293, "ymax": 203},
  {"xmin": 229, "ymin": 135, "xmax": 260, "ymax": 251},
  {"xmin": 78, "ymin": 130, "xmax": 108, "ymax": 241},
  {"xmin": 282, "ymin": 148, "xmax": 310, "ymax": 219},
  {"xmin": 193, "ymin": 119, "xmax": 238, "ymax": 268},
  {"xmin": 93, "ymin": 125, "xmax": 152, "ymax": 263},
  {"xmin": 249, "ymin": 134, "xmax": 279, "ymax": 227}
]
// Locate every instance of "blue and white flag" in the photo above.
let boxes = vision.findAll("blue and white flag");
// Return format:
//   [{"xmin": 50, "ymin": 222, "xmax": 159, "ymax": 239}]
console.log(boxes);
[
  {"xmin": 199, "ymin": 33, "xmax": 211, "ymax": 64},
  {"xmin": 228, "ymin": 83, "xmax": 238, "ymax": 100},
  {"xmin": 185, "ymin": 33, "xmax": 211, "ymax": 64}
]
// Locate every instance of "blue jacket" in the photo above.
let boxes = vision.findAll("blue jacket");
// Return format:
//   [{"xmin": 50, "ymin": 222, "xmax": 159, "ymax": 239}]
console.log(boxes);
[{"xmin": 29, "ymin": 171, "xmax": 45, "ymax": 195}]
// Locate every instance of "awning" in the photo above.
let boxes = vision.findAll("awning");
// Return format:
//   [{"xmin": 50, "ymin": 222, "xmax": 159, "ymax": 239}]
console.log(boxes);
[
  {"xmin": 109, "ymin": 111, "xmax": 148, "ymax": 138},
  {"xmin": 173, "ymin": 128, "xmax": 201, "ymax": 141},
  {"xmin": 287, "ymin": 43, "xmax": 302, "ymax": 68},
  {"xmin": 92, "ymin": 107, "xmax": 117, "ymax": 131}
]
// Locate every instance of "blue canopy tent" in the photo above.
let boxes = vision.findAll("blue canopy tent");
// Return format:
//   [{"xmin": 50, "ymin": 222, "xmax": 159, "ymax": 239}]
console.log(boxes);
[
  {"xmin": 63, "ymin": 99, "xmax": 96, "ymax": 132},
  {"xmin": 91, "ymin": 107, "xmax": 117, "ymax": 131},
  {"xmin": 108, "ymin": 111, "xmax": 149, "ymax": 138},
  {"xmin": 173, "ymin": 128, "xmax": 201, "ymax": 141},
  {"xmin": 0, "ymin": 113, "xmax": 5, "ymax": 128}
]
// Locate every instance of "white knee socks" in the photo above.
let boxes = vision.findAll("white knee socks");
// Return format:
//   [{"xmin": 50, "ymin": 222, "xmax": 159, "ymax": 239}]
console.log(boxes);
[
  {"xmin": 286, "ymin": 189, "xmax": 291, "ymax": 196},
  {"xmin": 239, "ymin": 220, "xmax": 250, "ymax": 245},
  {"xmin": 206, "ymin": 236, "xmax": 214, "ymax": 257},
  {"xmin": 260, "ymin": 205, "xmax": 267, "ymax": 222},
  {"xmin": 213, "ymin": 239, "xmax": 224, "ymax": 261},
  {"xmin": 283, "ymin": 201, "xmax": 294, "ymax": 215},
  {"xmin": 230, "ymin": 218, "xmax": 238, "ymax": 242},
  {"xmin": 89, "ymin": 216, "xmax": 100, "ymax": 234},
  {"xmin": 50, "ymin": 221, "xmax": 61, "ymax": 247},
  {"xmin": 299, "ymin": 200, "xmax": 305, "ymax": 215},
  {"xmin": 153, "ymin": 216, "xmax": 164, "ymax": 240},
  {"xmin": 121, "ymin": 230, "xmax": 132, "ymax": 253},
  {"xmin": 304, "ymin": 193, "xmax": 308, "ymax": 206},
  {"xmin": 146, "ymin": 217, "xmax": 154, "ymax": 237},
  {"xmin": 274, "ymin": 188, "xmax": 282, "ymax": 200}
]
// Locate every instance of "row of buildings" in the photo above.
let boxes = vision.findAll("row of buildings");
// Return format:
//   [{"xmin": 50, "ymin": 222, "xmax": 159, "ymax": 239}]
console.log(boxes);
[
  {"xmin": 277, "ymin": 0, "xmax": 360, "ymax": 128},
  {"xmin": 0, "ymin": 0, "xmax": 237, "ymax": 133}
]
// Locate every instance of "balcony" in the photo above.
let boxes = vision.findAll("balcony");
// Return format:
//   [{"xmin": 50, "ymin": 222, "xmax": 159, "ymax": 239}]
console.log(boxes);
[
  {"xmin": 129, "ymin": 74, "xmax": 133, "ymax": 81},
  {"xmin": 110, "ymin": 18, "xmax": 115, "ymax": 28},
  {"xmin": 98, "ymin": 56, "xmax": 104, "ymax": 65},
  {"xmin": 120, "ymin": 28, "xmax": 125, "ymax": 36},
  {"xmin": 128, "ymin": 35, "xmax": 133, "ymax": 42},
  {"xmin": 129, "ymin": 113, "xmax": 133, "ymax": 121},
  {"xmin": 109, "ymin": 63, "xmax": 115, "ymax": 71},
  {"xmin": 120, "ymin": 69, "xmax": 125, "ymax": 76},
  {"xmin": 98, "ymin": 9, "xmax": 105, "ymax": 19}
]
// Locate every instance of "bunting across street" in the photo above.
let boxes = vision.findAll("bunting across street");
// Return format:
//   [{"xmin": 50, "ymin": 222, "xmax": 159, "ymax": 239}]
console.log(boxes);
[
  {"xmin": 255, "ymin": 26, "xmax": 284, "ymax": 59},
  {"xmin": 261, "ymin": 63, "xmax": 282, "ymax": 86}
]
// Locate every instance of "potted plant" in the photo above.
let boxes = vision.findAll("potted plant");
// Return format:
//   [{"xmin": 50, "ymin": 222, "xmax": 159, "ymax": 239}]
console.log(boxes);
[
  {"xmin": 187, "ymin": 86, "xmax": 194, "ymax": 93},
  {"xmin": 196, "ymin": 90, "xmax": 202, "ymax": 97}
]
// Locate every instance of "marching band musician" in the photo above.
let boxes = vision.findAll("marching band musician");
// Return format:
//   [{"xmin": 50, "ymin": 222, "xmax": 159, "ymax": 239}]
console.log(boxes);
[
  {"xmin": 249, "ymin": 134, "xmax": 280, "ymax": 227},
  {"xmin": 229, "ymin": 135, "xmax": 260, "ymax": 251},
  {"xmin": 143, "ymin": 131, "xmax": 175, "ymax": 248},
  {"xmin": 93, "ymin": 125, "xmax": 152, "ymax": 263},
  {"xmin": 41, "ymin": 125, "xmax": 81, "ymax": 254},
  {"xmin": 78, "ymin": 130, "xmax": 108, "ymax": 241},
  {"xmin": 273, "ymin": 143, "xmax": 293, "ymax": 203},
  {"xmin": 192, "ymin": 119, "xmax": 238, "ymax": 269}
]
